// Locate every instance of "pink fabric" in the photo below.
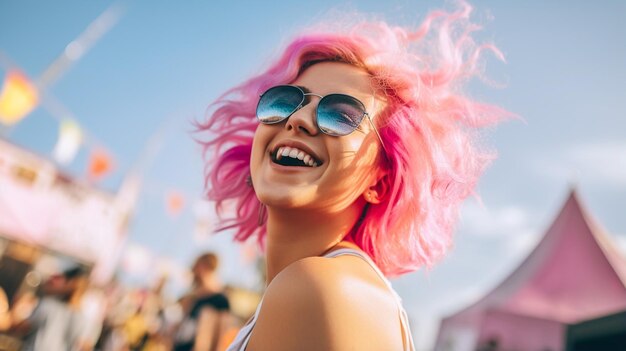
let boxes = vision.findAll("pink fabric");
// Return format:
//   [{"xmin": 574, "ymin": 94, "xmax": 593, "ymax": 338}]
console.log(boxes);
[
  {"xmin": 504, "ymin": 192, "xmax": 626, "ymax": 322},
  {"xmin": 0, "ymin": 175, "xmax": 123, "ymax": 283},
  {"xmin": 0, "ymin": 177, "xmax": 58, "ymax": 243},
  {"xmin": 435, "ymin": 190, "xmax": 626, "ymax": 350},
  {"xmin": 0, "ymin": 139, "xmax": 128, "ymax": 284}
]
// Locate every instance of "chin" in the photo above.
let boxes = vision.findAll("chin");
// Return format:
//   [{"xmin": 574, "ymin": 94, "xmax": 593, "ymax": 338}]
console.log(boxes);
[{"xmin": 254, "ymin": 180, "xmax": 318, "ymax": 209}]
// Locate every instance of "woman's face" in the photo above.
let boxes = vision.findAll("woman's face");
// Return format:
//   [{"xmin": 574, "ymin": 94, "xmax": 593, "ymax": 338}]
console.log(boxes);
[{"xmin": 250, "ymin": 62, "xmax": 386, "ymax": 213}]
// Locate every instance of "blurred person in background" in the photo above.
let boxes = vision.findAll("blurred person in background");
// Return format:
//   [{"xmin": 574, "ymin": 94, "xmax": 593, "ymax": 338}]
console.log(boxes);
[
  {"xmin": 173, "ymin": 252, "xmax": 231, "ymax": 351},
  {"xmin": 197, "ymin": 1, "xmax": 507, "ymax": 350},
  {"xmin": 12, "ymin": 266, "xmax": 94, "ymax": 351},
  {"xmin": 121, "ymin": 301, "xmax": 150, "ymax": 351},
  {"xmin": 78, "ymin": 282, "xmax": 107, "ymax": 350},
  {"xmin": 0, "ymin": 287, "xmax": 10, "ymax": 332},
  {"xmin": 0, "ymin": 286, "xmax": 22, "ymax": 351},
  {"xmin": 140, "ymin": 276, "xmax": 172, "ymax": 351},
  {"xmin": 2, "ymin": 288, "xmax": 37, "ymax": 351},
  {"xmin": 119, "ymin": 282, "xmax": 170, "ymax": 351},
  {"xmin": 95, "ymin": 282, "xmax": 140, "ymax": 351}
]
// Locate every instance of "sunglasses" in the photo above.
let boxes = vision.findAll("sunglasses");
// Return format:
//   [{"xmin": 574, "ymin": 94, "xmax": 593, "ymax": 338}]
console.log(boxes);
[{"xmin": 256, "ymin": 85, "xmax": 386, "ymax": 150}]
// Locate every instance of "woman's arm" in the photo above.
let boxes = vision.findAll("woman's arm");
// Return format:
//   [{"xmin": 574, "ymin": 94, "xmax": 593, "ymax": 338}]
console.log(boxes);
[
  {"xmin": 0, "ymin": 289, "xmax": 10, "ymax": 331},
  {"xmin": 8, "ymin": 294, "xmax": 42, "ymax": 335},
  {"xmin": 194, "ymin": 306, "xmax": 220, "ymax": 351}
]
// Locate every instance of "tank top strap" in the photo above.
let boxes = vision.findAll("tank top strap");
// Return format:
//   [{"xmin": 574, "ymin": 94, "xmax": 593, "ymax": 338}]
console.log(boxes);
[
  {"xmin": 323, "ymin": 248, "xmax": 393, "ymax": 289},
  {"xmin": 323, "ymin": 248, "xmax": 416, "ymax": 351}
]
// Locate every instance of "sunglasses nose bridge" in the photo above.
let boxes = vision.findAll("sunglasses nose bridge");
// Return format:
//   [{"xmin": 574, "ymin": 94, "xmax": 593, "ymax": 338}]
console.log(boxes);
[
  {"xmin": 300, "ymin": 92, "xmax": 324, "ymax": 124},
  {"xmin": 303, "ymin": 92, "xmax": 323, "ymax": 99},
  {"xmin": 284, "ymin": 92, "xmax": 322, "ymax": 136}
]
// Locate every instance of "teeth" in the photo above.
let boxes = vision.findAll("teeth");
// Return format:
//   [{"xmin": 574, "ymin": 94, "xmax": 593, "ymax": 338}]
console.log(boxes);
[
  {"xmin": 276, "ymin": 147, "xmax": 284, "ymax": 160},
  {"xmin": 274, "ymin": 146, "xmax": 319, "ymax": 167}
]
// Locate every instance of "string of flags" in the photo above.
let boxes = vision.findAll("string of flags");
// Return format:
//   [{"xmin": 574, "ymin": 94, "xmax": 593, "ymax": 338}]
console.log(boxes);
[
  {"xmin": 0, "ymin": 68, "xmax": 116, "ymax": 181},
  {"xmin": 0, "ymin": 66, "xmax": 214, "ymax": 227},
  {"xmin": 0, "ymin": 3, "xmax": 264, "ymax": 289},
  {"xmin": 0, "ymin": 4, "xmax": 122, "ymax": 182}
]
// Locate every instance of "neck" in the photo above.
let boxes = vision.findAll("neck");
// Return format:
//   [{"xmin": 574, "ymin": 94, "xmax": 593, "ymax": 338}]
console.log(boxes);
[
  {"xmin": 264, "ymin": 204, "xmax": 362, "ymax": 285},
  {"xmin": 196, "ymin": 275, "xmax": 220, "ymax": 294}
]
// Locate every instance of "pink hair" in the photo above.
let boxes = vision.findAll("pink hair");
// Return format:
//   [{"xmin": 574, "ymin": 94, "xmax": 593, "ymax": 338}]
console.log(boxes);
[{"xmin": 196, "ymin": 2, "xmax": 510, "ymax": 276}]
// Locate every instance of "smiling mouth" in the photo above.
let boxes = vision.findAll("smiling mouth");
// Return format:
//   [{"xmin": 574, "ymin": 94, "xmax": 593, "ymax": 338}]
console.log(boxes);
[{"xmin": 271, "ymin": 146, "xmax": 322, "ymax": 168}]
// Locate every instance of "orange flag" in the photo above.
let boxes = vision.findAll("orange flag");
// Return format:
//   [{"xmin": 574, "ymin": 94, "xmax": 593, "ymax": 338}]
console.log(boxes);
[
  {"xmin": 87, "ymin": 148, "xmax": 114, "ymax": 181},
  {"xmin": 0, "ymin": 70, "xmax": 39, "ymax": 125},
  {"xmin": 165, "ymin": 191, "xmax": 185, "ymax": 217}
]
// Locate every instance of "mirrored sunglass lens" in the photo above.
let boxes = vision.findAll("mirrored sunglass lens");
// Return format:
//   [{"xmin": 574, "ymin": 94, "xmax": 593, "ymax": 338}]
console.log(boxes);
[
  {"xmin": 257, "ymin": 86, "xmax": 303, "ymax": 123},
  {"xmin": 317, "ymin": 95, "xmax": 365, "ymax": 135}
]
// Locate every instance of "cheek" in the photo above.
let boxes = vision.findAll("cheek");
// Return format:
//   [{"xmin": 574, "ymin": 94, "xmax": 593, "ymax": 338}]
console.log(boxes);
[
  {"xmin": 250, "ymin": 126, "xmax": 268, "ymax": 171},
  {"xmin": 324, "ymin": 138, "xmax": 380, "ymax": 194},
  {"xmin": 335, "ymin": 134, "xmax": 380, "ymax": 169}
]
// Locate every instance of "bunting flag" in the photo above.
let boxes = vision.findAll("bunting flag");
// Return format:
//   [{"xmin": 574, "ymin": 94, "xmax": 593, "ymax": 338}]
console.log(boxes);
[
  {"xmin": 0, "ymin": 70, "xmax": 39, "ymax": 125},
  {"xmin": 87, "ymin": 148, "xmax": 114, "ymax": 181},
  {"xmin": 52, "ymin": 119, "xmax": 83, "ymax": 164},
  {"xmin": 165, "ymin": 191, "xmax": 185, "ymax": 217}
]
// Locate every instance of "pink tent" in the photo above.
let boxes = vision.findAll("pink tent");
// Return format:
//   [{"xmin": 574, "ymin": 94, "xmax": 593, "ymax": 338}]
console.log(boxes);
[{"xmin": 434, "ymin": 190, "xmax": 626, "ymax": 351}]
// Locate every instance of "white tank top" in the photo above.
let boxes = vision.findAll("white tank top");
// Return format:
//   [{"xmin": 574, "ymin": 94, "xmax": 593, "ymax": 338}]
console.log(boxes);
[{"xmin": 225, "ymin": 248, "xmax": 416, "ymax": 351}]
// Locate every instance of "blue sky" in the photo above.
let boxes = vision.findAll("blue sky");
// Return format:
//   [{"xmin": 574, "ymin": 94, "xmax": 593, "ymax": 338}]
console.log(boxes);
[{"xmin": 2, "ymin": 1, "xmax": 625, "ymax": 349}]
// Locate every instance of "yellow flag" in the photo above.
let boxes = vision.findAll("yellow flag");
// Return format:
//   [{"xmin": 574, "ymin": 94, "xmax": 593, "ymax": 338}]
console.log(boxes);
[{"xmin": 0, "ymin": 70, "xmax": 39, "ymax": 125}]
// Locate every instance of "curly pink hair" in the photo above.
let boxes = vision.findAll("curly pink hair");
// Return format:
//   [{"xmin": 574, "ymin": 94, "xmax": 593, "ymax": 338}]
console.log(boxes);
[{"xmin": 196, "ymin": 2, "xmax": 510, "ymax": 276}]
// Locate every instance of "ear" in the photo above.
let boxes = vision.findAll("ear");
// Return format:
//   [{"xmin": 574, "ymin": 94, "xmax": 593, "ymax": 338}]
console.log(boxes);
[{"xmin": 362, "ymin": 173, "xmax": 389, "ymax": 204}]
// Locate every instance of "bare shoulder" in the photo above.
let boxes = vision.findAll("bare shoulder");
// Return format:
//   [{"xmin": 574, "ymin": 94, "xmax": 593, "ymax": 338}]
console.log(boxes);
[{"xmin": 246, "ymin": 255, "xmax": 404, "ymax": 351}]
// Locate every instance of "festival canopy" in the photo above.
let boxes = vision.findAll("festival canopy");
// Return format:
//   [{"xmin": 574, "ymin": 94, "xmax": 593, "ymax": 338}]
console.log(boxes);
[{"xmin": 435, "ymin": 190, "xmax": 626, "ymax": 351}]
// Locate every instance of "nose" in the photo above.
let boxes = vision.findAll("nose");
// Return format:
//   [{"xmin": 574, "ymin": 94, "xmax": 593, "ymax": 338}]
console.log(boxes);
[{"xmin": 285, "ymin": 94, "xmax": 321, "ymax": 136}]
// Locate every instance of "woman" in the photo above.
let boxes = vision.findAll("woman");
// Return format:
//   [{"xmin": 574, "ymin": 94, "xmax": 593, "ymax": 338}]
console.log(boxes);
[
  {"xmin": 174, "ymin": 253, "xmax": 231, "ymax": 351},
  {"xmin": 17, "ymin": 267, "xmax": 91, "ymax": 351},
  {"xmin": 198, "ymin": 2, "xmax": 507, "ymax": 350}
]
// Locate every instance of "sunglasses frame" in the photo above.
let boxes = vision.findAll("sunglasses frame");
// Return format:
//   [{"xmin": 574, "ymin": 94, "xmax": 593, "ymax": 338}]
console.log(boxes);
[{"xmin": 257, "ymin": 85, "xmax": 387, "ymax": 152}]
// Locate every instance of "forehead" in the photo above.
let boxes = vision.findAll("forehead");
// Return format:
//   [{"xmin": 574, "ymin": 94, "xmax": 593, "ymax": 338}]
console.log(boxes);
[{"xmin": 293, "ymin": 61, "xmax": 376, "ymax": 102}]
